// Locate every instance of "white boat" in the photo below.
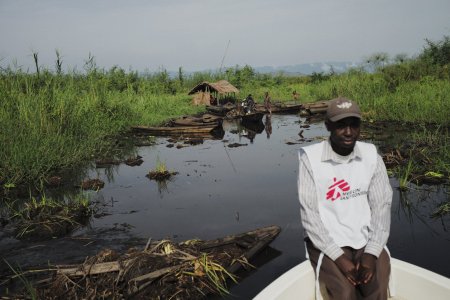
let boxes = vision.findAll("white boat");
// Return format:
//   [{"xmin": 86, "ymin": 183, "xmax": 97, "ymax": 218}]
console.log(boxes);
[{"xmin": 254, "ymin": 258, "xmax": 450, "ymax": 300}]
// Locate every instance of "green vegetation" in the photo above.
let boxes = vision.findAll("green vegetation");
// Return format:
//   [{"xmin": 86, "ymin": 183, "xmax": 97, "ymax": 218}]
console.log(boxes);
[
  {"xmin": 383, "ymin": 125, "xmax": 449, "ymax": 191},
  {"xmin": 7, "ymin": 192, "xmax": 93, "ymax": 239},
  {"xmin": 0, "ymin": 36, "xmax": 449, "ymax": 190},
  {"xmin": 431, "ymin": 201, "xmax": 450, "ymax": 218},
  {"xmin": 146, "ymin": 158, "xmax": 178, "ymax": 181}
]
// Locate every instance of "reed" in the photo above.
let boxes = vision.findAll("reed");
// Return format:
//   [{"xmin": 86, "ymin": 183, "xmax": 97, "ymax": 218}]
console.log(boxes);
[{"xmin": 398, "ymin": 158, "xmax": 415, "ymax": 191}]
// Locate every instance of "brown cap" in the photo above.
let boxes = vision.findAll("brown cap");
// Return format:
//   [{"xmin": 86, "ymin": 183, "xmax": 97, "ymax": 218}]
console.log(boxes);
[{"xmin": 326, "ymin": 97, "xmax": 361, "ymax": 122}]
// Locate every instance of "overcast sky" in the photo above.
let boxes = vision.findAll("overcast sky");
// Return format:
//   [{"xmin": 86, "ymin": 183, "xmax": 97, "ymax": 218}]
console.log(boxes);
[{"xmin": 1, "ymin": 0, "xmax": 449, "ymax": 72}]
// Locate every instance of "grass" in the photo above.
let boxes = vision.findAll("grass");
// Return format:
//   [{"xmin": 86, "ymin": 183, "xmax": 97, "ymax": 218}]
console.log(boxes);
[
  {"xmin": 146, "ymin": 157, "xmax": 178, "ymax": 183},
  {"xmin": 3, "ymin": 260, "xmax": 37, "ymax": 299},
  {"xmin": 398, "ymin": 158, "xmax": 415, "ymax": 191},
  {"xmin": 0, "ymin": 41, "xmax": 449, "ymax": 192},
  {"xmin": 386, "ymin": 125, "xmax": 449, "ymax": 191},
  {"xmin": 184, "ymin": 253, "xmax": 238, "ymax": 296},
  {"xmin": 431, "ymin": 201, "xmax": 450, "ymax": 218},
  {"xmin": 8, "ymin": 192, "xmax": 93, "ymax": 239}
]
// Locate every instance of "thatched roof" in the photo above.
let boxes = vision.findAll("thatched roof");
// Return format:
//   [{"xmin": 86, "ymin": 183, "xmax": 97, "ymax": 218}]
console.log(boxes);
[{"xmin": 188, "ymin": 80, "xmax": 239, "ymax": 95}]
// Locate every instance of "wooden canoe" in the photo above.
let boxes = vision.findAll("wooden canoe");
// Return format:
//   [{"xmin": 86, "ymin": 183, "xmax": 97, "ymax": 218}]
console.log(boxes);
[
  {"xmin": 131, "ymin": 124, "xmax": 221, "ymax": 137},
  {"xmin": 254, "ymin": 258, "xmax": 450, "ymax": 300},
  {"xmin": 206, "ymin": 104, "xmax": 236, "ymax": 116},
  {"xmin": 300, "ymin": 100, "xmax": 330, "ymax": 115},
  {"xmin": 241, "ymin": 111, "xmax": 265, "ymax": 122},
  {"xmin": 167, "ymin": 113, "xmax": 223, "ymax": 127},
  {"xmin": 255, "ymin": 103, "xmax": 303, "ymax": 114},
  {"xmin": 272, "ymin": 102, "xmax": 304, "ymax": 113}
]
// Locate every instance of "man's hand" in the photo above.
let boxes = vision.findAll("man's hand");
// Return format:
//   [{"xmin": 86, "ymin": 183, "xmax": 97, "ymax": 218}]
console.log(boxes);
[
  {"xmin": 335, "ymin": 255, "xmax": 359, "ymax": 286},
  {"xmin": 358, "ymin": 253, "xmax": 377, "ymax": 284}
]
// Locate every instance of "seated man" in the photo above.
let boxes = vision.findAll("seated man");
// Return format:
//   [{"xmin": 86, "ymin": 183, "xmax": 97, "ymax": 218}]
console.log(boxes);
[{"xmin": 297, "ymin": 97, "xmax": 392, "ymax": 300}]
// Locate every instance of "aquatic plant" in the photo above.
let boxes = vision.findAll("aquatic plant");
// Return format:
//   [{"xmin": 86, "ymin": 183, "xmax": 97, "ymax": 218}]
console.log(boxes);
[
  {"xmin": 431, "ymin": 201, "xmax": 450, "ymax": 218},
  {"xmin": 3, "ymin": 260, "xmax": 37, "ymax": 300},
  {"xmin": 398, "ymin": 158, "xmax": 415, "ymax": 191},
  {"xmin": 146, "ymin": 158, "xmax": 178, "ymax": 181},
  {"xmin": 8, "ymin": 193, "xmax": 93, "ymax": 240}
]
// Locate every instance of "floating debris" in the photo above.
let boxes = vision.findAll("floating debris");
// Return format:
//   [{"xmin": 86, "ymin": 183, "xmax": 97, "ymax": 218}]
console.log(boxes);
[
  {"xmin": 2, "ymin": 226, "xmax": 281, "ymax": 299},
  {"xmin": 78, "ymin": 178, "xmax": 105, "ymax": 190},
  {"xmin": 228, "ymin": 143, "xmax": 247, "ymax": 148},
  {"xmin": 125, "ymin": 155, "xmax": 144, "ymax": 166}
]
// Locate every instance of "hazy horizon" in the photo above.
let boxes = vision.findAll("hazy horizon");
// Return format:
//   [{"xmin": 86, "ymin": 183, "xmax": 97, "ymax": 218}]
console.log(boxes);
[{"xmin": 1, "ymin": 0, "xmax": 449, "ymax": 73}]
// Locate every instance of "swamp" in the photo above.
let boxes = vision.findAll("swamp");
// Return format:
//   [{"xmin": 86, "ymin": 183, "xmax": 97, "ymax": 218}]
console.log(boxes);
[
  {"xmin": 0, "ymin": 114, "xmax": 449, "ymax": 299},
  {"xmin": 0, "ymin": 35, "xmax": 449, "ymax": 298}
]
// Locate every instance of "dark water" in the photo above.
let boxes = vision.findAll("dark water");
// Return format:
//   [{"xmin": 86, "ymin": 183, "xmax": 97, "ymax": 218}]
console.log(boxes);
[{"xmin": 1, "ymin": 114, "xmax": 449, "ymax": 298}]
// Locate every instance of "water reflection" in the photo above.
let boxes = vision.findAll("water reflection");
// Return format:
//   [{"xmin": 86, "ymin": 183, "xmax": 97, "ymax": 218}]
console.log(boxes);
[{"xmin": 264, "ymin": 115, "xmax": 272, "ymax": 139}]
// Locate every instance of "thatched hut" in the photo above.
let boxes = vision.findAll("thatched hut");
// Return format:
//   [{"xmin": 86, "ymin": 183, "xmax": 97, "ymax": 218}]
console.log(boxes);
[{"xmin": 188, "ymin": 80, "xmax": 239, "ymax": 105}]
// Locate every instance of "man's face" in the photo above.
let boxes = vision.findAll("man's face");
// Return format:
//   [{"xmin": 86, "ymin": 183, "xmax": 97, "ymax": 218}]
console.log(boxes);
[{"xmin": 325, "ymin": 117, "xmax": 361, "ymax": 155}]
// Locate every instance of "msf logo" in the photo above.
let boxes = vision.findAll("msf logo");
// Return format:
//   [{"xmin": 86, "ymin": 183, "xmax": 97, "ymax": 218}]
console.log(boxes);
[{"xmin": 326, "ymin": 177, "xmax": 350, "ymax": 201}]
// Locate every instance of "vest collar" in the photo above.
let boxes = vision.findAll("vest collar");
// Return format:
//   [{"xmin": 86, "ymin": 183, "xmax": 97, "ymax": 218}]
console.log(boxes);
[{"xmin": 321, "ymin": 139, "xmax": 362, "ymax": 163}]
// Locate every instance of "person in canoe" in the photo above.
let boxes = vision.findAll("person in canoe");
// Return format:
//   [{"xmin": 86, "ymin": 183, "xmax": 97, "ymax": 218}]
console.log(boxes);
[
  {"xmin": 242, "ymin": 94, "xmax": 255, "ymax": 114},
  {"xmin": 297, "ymin": 97, "xmax": 392, "ymax": 299}
]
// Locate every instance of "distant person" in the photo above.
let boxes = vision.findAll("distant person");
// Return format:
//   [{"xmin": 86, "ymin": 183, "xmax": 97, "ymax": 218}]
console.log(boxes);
[
  {"xmin": 297, "ymin": 97, "xmax": 392, "ymax": 300},
  {"xmin": 264, "ymin": 91, "xmax": 272, "ymax": 115},
  {"xmin": 244, "ymin": 94, "xmax": 255, "ymax": 114},
  {"xmin": 293, "ymin": 90, "xmax": 299, "ymax": 101}
]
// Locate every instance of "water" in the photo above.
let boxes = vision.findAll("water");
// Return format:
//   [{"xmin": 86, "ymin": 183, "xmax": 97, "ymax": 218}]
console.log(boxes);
[{"xmin": 1, "ymin": 114, "xmax": 449, "ymax": 298}]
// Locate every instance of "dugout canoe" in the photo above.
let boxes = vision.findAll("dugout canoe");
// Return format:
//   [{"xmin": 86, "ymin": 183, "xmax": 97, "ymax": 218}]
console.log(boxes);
[
  {"xmin": 167, "ymin": 113, "xmax": 223, "ymax": 127},
  {"xmin": 241, "ymin": 111, "xmax": 265, "ymax": 123},
  {"xmin": 254, "ymin": 258, "xmax": 450, "ymax": 300},
  {"xmin": 300, "ymin": 100, "xmax": 330, "ymax": 116},
  {"xmin": 255, "ymin": 103, "xmax": 303, "ymax": 114},
  {"xmin": 131, "ymin": 124, "xmax": 221, "ymax": 137},
  {"xmin": 206, "ymin": 103, "xmax": 236, "ymax": 116}
]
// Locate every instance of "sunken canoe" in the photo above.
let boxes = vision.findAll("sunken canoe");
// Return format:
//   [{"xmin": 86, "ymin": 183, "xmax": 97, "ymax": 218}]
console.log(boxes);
[{"xmin": 17, "ymin": 226, "xmax": 281, "ymax": 299}]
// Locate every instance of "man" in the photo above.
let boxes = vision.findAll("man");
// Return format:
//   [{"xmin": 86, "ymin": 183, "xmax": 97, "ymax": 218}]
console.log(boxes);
[
  {"xmin": 297, "ymin": 97, "xmax": 392, "ymax": 300},
  {"xmin": 264, "ymin": 91, "xmax": 272, "ymax": 115}
]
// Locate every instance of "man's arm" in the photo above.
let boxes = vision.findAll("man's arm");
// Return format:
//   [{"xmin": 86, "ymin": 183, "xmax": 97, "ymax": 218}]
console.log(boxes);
[
  {"xmin": 297, "ymin": 150, "xmax": 344, "ymax": 261},
  {"xmin": 358, "ymin": 154, "xmax": 392, "ymax": 283},
  {"xmin": 365, "ymin": 154, "xmax": 392, "ymax": 257}
]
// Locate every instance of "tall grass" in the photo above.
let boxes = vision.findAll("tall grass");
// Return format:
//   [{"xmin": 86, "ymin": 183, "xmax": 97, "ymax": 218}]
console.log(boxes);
[
  {"xmin": 0, "ymin": 68, "xmax": 207, "ymax": 186},
  {"xmin": 1, "ymin": 36, "xmax": 449, "ymax": 189}
]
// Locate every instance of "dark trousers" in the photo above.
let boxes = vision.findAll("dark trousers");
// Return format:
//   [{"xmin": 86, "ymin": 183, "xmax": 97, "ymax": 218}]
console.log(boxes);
[{"xmin": 306, "ymin": 239, "xmax": 390, "ymax": 300}]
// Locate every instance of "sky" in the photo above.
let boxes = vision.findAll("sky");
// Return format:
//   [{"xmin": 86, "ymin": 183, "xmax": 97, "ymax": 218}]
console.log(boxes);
[{"xmin": 1, "ymin": 0, "xmax": 449, "ymax": 73}]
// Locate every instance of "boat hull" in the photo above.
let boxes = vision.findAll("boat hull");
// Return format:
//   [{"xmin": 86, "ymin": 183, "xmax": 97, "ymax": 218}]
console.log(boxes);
[
  {"xmin": 254, "ymin": 258, "xmax": 450, "ymax": 300},
  {"xmin": 131, "ymin": 125, "xmax": 224, "ymax": 138}
]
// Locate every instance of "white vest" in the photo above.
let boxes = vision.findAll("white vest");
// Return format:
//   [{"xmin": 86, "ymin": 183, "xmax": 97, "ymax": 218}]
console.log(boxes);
[{"xmin": 302, "ymin": 141, "xmax": 377, "ymax": 249}]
